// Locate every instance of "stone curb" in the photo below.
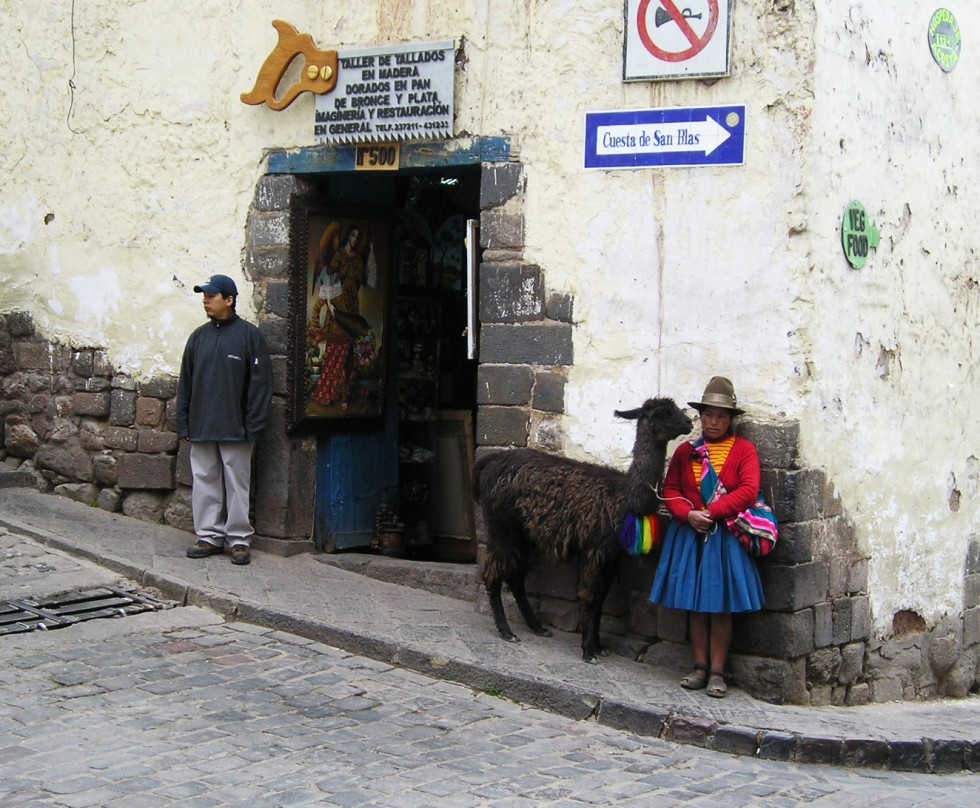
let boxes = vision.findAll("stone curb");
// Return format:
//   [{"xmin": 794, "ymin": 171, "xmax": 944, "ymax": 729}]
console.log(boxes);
[{"xmin": 1, "ymin": 513, "xmax": 977, "ymax": 774}]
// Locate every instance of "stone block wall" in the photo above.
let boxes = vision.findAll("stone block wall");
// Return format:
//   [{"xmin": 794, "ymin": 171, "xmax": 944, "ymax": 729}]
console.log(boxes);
[
  {"xmin": 0, "ymin": 174, "xmax": 318, "ymax": 543},
  {"xmin": 0, "ymin": 310, "xmax": 189, "ymax": 523},
  {"xmin": 474, "ymin": 163, "xmax": 573, "ymax": 455},
  {"xmin": 243, "ymin": 174, "xmax": 318, "ymax": 541},
  {"xmin": 726, "ymin": 419, "xmax": 872, "ymax": 705}
]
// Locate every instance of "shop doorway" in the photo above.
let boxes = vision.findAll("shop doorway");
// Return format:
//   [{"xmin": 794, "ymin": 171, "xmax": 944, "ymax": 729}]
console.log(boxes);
[{"xmin": 312, "ymin": 165, "xmax": 480, "ymax": 563}]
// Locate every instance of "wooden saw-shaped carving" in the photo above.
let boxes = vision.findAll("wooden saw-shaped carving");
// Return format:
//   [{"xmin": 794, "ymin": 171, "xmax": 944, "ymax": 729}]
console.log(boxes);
[{"xmin": 241, "ymin": 20, "xmax": 338, "ymax": 111}]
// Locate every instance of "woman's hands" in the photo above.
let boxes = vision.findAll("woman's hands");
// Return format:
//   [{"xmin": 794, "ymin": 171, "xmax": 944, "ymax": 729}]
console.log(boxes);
[{"xmin": 687, "ymin": 508, "xmax": 714, "ymax": 534}]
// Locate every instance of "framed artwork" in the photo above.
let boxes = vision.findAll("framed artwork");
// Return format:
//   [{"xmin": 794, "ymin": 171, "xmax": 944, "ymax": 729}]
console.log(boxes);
[{"xmin": 287, "ymin": 204, "xmax": 392, "ymax": 430}]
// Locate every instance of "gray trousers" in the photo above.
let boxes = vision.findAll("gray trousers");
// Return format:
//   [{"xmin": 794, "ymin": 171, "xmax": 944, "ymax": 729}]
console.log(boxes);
[{"xmin": 189, "ymin": 441, "xmax": 255, "ymax": 548}]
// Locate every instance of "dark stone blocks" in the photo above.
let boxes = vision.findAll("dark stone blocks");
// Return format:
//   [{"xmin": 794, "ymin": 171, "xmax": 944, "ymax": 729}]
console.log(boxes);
[
  {"xmin": 479, "ymin": 263, "xmax": 544, "ymax": 323},
  {"xmin": 480, "ymin": 323, "xmax": 573, "ymax": 366}
]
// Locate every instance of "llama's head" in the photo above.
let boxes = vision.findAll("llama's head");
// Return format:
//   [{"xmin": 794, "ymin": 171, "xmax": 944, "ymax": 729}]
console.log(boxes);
[{"xmin": 615, "ymin": 397, "xmax": 693, "ymax": 444}]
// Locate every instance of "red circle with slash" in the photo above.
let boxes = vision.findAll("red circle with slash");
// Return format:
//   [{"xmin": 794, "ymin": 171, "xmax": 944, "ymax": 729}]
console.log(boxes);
[{"xmin": 637, "ymin": 0, "xmax": 719, "ymax": 62}]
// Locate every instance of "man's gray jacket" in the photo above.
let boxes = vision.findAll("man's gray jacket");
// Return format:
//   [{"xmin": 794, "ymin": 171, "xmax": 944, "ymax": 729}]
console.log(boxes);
[{"xmin": 176, "ymin": 314, "xmax": 272, "ymax": 442}]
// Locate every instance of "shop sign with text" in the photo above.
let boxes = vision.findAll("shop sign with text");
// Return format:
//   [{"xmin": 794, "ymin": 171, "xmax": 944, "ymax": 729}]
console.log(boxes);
[{"xmin": 314, "ymin": 41, "xmax": 454, "ymax": 144}]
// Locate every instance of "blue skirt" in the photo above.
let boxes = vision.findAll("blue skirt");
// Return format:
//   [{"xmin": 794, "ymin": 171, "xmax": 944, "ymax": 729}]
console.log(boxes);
[{"xmin": 650, "ymin": 520, "xmax": 765, "ymax": 614}]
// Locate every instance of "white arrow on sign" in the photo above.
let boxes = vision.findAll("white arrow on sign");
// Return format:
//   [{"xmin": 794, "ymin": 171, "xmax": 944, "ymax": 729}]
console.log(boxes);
[{"xmin": 596, "ymin": 114, "xmax": 732, "ymax": 157}]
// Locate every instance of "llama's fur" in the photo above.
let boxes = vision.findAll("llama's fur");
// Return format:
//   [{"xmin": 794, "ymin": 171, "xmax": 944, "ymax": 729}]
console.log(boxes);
[{"xmin": 473, "ymin": 397, "xmax": 693, "ymax": 662}]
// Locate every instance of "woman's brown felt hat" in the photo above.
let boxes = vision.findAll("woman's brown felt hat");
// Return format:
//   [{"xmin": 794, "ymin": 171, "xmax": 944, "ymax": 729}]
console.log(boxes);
[{"xmin": 688, "ymin": 376, "xmax": 745, "ymax": 414}]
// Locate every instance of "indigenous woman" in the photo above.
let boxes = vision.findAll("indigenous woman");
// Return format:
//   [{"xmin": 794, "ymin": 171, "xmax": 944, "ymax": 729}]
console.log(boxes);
[{"xmin": 650, "ymin": 376, "xmax": 765, "ymax": 698}]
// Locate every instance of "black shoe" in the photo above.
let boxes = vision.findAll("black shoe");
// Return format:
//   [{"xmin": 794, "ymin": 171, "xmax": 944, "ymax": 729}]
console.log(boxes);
[
  {"xmin": 187, "ymin": 540, "xmax": 222, "ymax": 559},
  {"xmin": 229, "ymin": 545, "xmax": 251, "ymax": 565}
]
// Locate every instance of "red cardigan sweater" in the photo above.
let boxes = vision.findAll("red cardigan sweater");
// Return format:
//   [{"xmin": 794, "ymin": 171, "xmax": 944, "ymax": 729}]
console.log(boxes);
[{"xmin": 662, "ymin": 437, "xmax": 761, "ymax": 523}]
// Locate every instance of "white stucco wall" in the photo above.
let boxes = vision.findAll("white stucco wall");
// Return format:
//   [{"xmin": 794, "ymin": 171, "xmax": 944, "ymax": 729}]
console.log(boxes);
[
  {"xmin": 2, "ymin": 1, "xmax": 978, "ymax": 634},
  {"xmin": 804, "ymin": 5, "xmax": 980, "ymax": 632}
]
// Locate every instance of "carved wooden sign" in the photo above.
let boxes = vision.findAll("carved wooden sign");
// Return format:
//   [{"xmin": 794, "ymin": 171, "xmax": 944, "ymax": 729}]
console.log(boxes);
[
  {"xmin": 241, "ymin": 21, "xmax": 455, "ymax": 145},
  {"xmin": 241, "ymin": 20, "xmax": 338, "ymax": 111}
]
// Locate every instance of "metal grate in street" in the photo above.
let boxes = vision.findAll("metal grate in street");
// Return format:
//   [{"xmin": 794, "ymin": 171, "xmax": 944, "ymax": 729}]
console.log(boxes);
[{"xmin": 0, "ymin": 586, "xmax": 175, "ymax": 636}]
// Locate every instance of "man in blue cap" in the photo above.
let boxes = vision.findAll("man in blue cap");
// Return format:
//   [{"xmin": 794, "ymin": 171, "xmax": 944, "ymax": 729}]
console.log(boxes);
[{"xmin": 177, "ymin": 274, "xmax": 272, "ymax": 565}]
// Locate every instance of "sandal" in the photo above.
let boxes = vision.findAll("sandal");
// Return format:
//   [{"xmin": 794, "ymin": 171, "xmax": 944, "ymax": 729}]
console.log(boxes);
[
  {"xmin": 680, "ymin": 663, "xmax": 709, "ymax": 690},
  {"xmin": 706, "ymin": 670, "xmax": 727, "ymax": 698}
]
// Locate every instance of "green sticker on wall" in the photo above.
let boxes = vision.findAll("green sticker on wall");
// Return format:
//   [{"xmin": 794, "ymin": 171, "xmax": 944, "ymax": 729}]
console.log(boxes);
[
  {"xmin": 929, "ymin": 8, "xmax": 961, "ymax": 72},
  {"xmin": 842, "ymin": 201, "xmax": 880, "ymax": 270}
]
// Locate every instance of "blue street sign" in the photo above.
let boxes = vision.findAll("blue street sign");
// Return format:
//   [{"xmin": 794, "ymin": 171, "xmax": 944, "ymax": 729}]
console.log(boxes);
[{"xmin": 584, "ymin": 104, "xmax": 745, "ymax": 169}]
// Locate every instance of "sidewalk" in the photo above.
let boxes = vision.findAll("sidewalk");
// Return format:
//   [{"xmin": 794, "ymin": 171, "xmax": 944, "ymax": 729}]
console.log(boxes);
[{"xmin": 1, "ymin": 487, "xmax": 978, "ymax": 774}]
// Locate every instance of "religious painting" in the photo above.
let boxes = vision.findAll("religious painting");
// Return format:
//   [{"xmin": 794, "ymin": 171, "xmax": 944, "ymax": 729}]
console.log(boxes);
[{"xmin": 287, "ymin": 205, "xmax": 392, "ymax": 429}]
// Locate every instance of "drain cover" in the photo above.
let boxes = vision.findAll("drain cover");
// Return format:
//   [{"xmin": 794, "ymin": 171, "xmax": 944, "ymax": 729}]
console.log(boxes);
[{"xmin": 0, "ymin": 586, "xmax": 174, "ymax": 635}]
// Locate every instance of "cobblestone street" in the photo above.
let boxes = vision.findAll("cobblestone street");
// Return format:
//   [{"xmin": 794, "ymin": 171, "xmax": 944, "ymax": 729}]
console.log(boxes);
[{"xmin": 1, "ymin": 606, "xmax": 978, "ymax": 807}]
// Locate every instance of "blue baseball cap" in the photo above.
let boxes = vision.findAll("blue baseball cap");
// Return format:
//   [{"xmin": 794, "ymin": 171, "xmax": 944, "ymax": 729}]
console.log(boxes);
[{"xmin": 193, "ymin": 274, "xmax": 238, "ymax": 297}]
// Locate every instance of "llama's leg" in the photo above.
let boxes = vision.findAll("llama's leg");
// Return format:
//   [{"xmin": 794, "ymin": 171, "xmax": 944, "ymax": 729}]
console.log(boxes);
[
  {"xmin": 481, "ymin": 524, "xmax": 523, "ymax": 642},
  {"xmin": 507, "ymin": 575, "xmax": 553, "ymax": 637},
  {"xmin": 486, "ymin": 576, "xmax": 519, "ymax": 642},
  {"xmin": 579, "ymin": 562, "xmax": 617, "ymax": 663}
]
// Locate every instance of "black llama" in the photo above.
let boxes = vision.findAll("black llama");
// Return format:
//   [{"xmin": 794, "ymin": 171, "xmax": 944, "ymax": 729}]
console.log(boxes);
[{"xmin": 473, "ymin": 397, "xmax": 693, "ymax": 662}]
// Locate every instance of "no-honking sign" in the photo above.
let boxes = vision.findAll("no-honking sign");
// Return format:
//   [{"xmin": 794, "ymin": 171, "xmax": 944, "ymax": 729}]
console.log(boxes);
[{"xmin": 624, "ymin": 0, "xmax": 733, "ymax": 81}]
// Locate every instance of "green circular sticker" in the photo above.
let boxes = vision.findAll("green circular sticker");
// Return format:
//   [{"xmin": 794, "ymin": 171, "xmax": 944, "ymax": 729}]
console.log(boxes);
[
  {"xmin": 929, "ymin": 8, "xmax": 961, "ymax": 72},
  {"xmin": 842, "ymin": 201, "xmax": 880, "ymax": 270}
]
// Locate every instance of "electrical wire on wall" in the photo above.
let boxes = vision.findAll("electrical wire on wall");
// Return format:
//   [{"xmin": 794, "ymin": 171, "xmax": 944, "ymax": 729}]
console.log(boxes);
[{"xmin": 66, "ymin": 0, "xmax": 82, "ymax": 135}]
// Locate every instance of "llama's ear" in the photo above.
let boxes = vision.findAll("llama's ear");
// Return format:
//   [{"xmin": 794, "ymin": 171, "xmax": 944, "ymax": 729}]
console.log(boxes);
[{"xmin": 614, "ymin": 407, "xmax": 641, "ymax": 420}]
